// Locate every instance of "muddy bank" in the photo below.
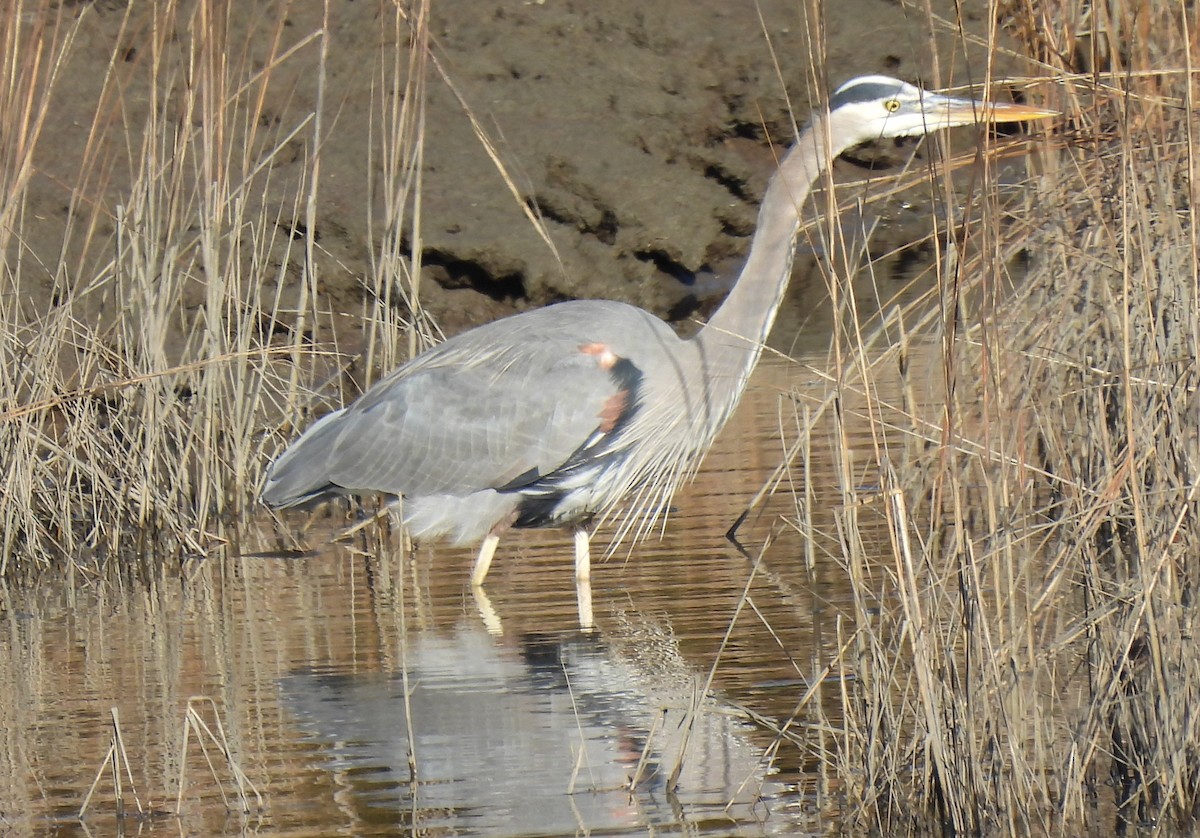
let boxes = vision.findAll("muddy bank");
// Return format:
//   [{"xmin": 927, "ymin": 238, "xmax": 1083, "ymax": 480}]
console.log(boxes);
[{"xmin": 23, "ymin": 0, "xmax": 1027, "ymax": 350}]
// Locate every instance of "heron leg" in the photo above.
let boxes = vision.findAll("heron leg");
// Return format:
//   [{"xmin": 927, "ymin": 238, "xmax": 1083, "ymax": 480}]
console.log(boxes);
[
  {"xmin": 574, "ymin": 528, "xmax": 591, "ymax": 582},
  {"xmin": 576, "ymin": 576, "xmax": 594, "ymax": 631},
  {"xmin": 471, "ymin": 533, "xmax": 500, "ymax": 587},
  {"xmin": 472, "ymin": 585, "xmax": 503, "ymax": 636}
]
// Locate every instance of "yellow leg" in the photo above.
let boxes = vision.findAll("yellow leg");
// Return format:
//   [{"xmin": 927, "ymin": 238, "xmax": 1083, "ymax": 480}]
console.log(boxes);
[
  {"xmin": 472, "ymin": 533, "xmax": 500, "ymax": 586},
  {"xmin": 574, "ymin": 528, "xmax": 591, "ymax": 582},
  {"xmin": 472, "ymin": 585, "xmax": 503, "ymax": 636},
  {"xmin": 576, "ymin": 576, "xmax": 594, "ymax": 631}
]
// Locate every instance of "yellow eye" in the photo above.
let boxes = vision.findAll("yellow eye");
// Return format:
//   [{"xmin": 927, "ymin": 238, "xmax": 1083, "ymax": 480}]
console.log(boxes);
[{"xmin": 884, "ymin": 99, "xmax": 901, "ymax": 112}]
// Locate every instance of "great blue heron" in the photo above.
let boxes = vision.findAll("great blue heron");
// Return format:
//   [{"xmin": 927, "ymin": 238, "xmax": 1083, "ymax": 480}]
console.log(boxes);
[{"xmin": 263, "ymin": 74, "xmax": 1054, "ymax": 585}]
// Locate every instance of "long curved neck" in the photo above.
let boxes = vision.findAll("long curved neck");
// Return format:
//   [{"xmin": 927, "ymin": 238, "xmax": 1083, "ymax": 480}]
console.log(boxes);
[
  {"xmin": 685, "ymin": 114, "xmax": 848, "ymax": 431},
  {"xmin": 697, "ymin": 113, "xmax": 835, "ymax": 370},
  {"xmin": 612, "ymin": 112, "xmax": 854, "ymax": 536}
]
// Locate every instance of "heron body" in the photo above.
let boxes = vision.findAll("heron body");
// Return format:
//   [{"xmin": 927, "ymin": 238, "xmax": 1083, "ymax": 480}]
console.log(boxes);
[
  {"xmin": 263, "ymin": 75, "xmax": 1054, "ymax": 584},
  {"xmin": 265, "ymin": 300, "xmax": 751, "ymax": 570}
]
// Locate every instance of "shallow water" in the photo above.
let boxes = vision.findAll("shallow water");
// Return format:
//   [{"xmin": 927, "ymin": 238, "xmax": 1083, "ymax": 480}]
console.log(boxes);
[{"xmin": 0, "ymin": 337, "xmax": 937, "ymax": 836}]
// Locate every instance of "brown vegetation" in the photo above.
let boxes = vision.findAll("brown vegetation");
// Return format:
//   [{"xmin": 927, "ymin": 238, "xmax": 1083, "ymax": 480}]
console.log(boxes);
[
  {"xmin": 0, "ymin": 0, "xmax": 427, "ymax": 572},
  {"xmin": 765, "ymin": 1, "xmax": 1200, "ymax": 833},
  {"xmin": 2, "ymin": 0, "xmax": 1198, "ymax": 834}
]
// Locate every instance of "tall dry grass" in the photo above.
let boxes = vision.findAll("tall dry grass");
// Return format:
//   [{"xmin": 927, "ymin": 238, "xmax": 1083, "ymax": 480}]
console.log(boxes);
[
  {"xmin": 0, "ymin": 1, "xmax": 435, "ymax": 574},
  {"xmin": 5, "ymin": 0, "xmax": 1200, "ymax": 832},
  {"xmin": 766, "ymin": 1, "xmax": 1200, "ymax": 834}
]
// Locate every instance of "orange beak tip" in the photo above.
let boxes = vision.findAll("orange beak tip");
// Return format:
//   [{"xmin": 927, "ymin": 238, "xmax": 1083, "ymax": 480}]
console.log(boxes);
[{"xmin": 988, "ymin": 103, "xmax": 1060, "ymax": 123}]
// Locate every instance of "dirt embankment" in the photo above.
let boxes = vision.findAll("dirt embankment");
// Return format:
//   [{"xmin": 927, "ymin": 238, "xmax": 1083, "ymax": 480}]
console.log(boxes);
[{"xmin": 25, "ymin": 0, "xmax": 1020, "ymax": 350}]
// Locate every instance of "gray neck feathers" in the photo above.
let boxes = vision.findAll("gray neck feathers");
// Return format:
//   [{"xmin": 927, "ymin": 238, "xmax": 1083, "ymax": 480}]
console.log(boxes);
[{"xmin": 693, "ymin": 113, "xmax": 835, "ymax": 421}]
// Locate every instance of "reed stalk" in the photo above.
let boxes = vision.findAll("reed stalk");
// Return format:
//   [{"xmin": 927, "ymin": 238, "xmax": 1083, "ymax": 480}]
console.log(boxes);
[{"xmin": 773, "ymin": 2, "xmax": 1200, "ymax": 832}]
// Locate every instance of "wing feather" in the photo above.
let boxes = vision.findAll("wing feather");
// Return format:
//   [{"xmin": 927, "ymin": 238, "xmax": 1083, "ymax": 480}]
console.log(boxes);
[
  {"xmin": 263, "ymin": 306, "xmax": 627, "ymax": 506},
  {"xmin": 328, "ymin": 348, "xmax": 618, "ymax": 497},
  {"xmin": 262, "ymin": 299, "xmax": 693, "ymax": 515}
]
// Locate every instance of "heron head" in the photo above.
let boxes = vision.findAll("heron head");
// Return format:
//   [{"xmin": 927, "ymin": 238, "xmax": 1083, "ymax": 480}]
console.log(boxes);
[{"xmin": 827, "ymin": 75, "xmax": 1056, "ymax": 144}]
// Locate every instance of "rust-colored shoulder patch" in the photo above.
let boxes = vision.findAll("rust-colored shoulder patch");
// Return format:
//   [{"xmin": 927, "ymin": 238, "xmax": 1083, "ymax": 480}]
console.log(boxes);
[
  {"xmin": 579, "ymin": 341, "xmax": 618, "ymax": 370},
  {"xmin": 598, "ymin": 389, "xmax": 629, "ymax": 433}
]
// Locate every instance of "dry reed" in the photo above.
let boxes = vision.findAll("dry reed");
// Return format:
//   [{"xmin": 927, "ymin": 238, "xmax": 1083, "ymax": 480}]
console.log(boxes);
[
  {"xmin": 0, "ymin": 0, "xmax": 435, "ymax": 574},
  {"xmin": 767, "ymin": 1, "xmax": 1200, "ymax": 834},
  {"xmin": 5, "ymin": 0, "xmax": 1200, "ymax": 833}
]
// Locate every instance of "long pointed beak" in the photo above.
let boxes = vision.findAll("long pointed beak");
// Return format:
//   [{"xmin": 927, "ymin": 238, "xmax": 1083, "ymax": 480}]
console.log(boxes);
[
  {"xmin": 974, "ymin": 99, "xmax": 1059, "ymax": 124},
  {"xmin": 937, "ymin": 93, "xmax": 1059, "ymax": 126}
]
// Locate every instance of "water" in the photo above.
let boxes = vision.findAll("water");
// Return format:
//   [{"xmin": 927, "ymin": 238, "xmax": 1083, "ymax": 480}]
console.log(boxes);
[{"xmin": 0, "ymin": 337, "xmax": 935, "ymax": 835}]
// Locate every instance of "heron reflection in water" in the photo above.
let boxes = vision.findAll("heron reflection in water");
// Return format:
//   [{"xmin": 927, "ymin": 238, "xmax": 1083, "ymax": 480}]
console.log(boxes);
[{"xmin": 263, "ymin": 75, "xmax": 1054, "ymax": 597}]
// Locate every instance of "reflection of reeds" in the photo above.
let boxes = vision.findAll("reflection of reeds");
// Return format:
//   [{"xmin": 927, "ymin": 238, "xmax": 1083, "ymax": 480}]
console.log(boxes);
[{"xmin": 763, "ymin": 2, "xmax": 1200, "ymax": 832}]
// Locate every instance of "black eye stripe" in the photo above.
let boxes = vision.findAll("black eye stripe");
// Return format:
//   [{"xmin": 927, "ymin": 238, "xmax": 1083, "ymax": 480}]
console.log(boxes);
[{"xmin": 829, "ymin": 82, "xmax": 905, "ymax": 111}]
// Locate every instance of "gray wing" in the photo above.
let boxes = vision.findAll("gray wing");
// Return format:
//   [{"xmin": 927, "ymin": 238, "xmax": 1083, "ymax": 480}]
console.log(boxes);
[{"xmin": 263, "ymin": 303, "xmax": 632, "ymax": 506}]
